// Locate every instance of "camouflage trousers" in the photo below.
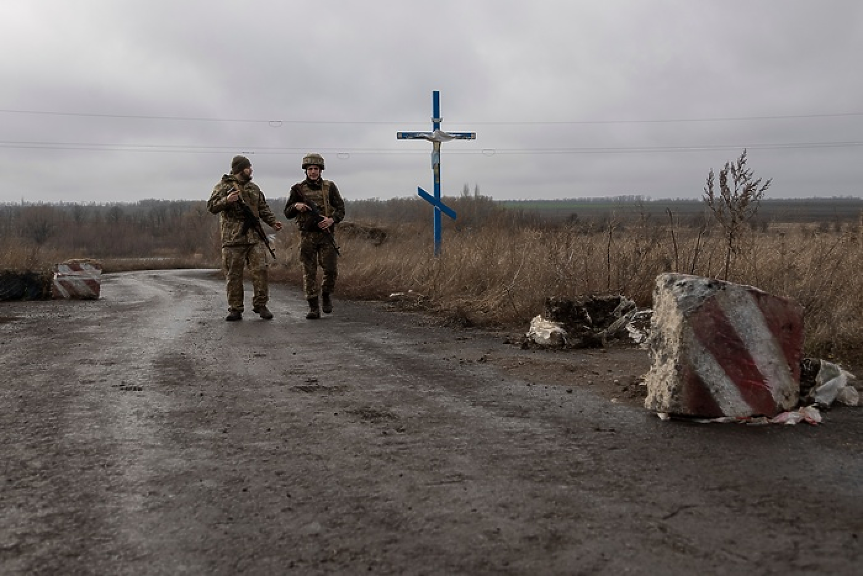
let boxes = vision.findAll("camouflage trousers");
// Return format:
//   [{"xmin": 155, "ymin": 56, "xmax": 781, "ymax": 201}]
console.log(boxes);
[
  {"xmin": 299, "ymin": 232, "xmax": 338, "ymax": 300},
  {"xmin": 222, "ymin": 243, "xmax": 269, "ymax": 312}
]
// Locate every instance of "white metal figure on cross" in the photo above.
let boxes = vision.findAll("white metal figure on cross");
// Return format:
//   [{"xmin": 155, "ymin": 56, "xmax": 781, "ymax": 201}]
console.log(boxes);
[{"xmin": 397, "ymin": 91, "xmax": 475, "ymax": 256}]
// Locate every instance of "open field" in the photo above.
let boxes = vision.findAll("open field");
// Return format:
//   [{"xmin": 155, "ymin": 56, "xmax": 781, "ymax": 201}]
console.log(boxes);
[
  {"xmin": 497, "ymin": 196, "xmax": 863, "ymax": 224},
  {"xmin": 3, "ymin": 195, "xmax": 863, "ymax": 364}
]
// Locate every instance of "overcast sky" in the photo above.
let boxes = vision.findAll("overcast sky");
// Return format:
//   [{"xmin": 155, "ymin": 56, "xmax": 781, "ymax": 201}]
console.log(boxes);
[{"xmin": 2, "ymin": 0, "xmax": 862, "ymax": 205}]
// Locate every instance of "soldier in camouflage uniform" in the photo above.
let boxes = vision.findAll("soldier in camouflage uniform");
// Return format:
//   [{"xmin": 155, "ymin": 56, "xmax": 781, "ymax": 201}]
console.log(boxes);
[
  {"xmin": 284, "ymin": 153, "xmax": 345, "ymax": 319},
  {"xmin": 208, "ymin": 155, "xmax": 283, "ymax": 321}
]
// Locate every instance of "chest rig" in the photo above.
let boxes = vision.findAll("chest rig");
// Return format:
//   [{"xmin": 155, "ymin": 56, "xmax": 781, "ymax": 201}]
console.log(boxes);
[{"xmin": 300, "ymin": 180, "xmax": 331, "ymax": 217}]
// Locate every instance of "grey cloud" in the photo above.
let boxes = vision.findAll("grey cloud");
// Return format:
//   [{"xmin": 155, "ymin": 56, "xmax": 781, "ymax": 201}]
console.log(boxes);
[{"xmin": 2, "ymin": 0, "xmax": 862, "ymax": 204}]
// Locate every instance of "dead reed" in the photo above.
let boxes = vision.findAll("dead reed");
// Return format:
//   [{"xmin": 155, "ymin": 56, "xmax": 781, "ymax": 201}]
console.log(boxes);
[
  {"xmin": 4, "ymin": 200, "xmax": 861, "ymax": 363},
  {"xmin": 274, "ymin": 213, "xmax": 861, "ymax": 363}
]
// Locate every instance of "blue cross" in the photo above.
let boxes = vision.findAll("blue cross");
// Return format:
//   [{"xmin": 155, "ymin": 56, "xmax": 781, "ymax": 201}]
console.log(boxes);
[{"xmin": 397, "ymin": 91, "xmax": 476, "ymax": 256}]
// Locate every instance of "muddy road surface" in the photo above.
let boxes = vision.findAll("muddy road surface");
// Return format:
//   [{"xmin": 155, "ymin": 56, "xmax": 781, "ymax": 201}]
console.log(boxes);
[{"xmin": 1, "ymin": 269, "xmax": 861, "ymax": 575}]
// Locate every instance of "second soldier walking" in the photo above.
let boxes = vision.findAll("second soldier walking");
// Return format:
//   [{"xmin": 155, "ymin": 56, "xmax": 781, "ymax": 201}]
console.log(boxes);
[{"xmin": 284, "ymin": 153, "xmax": 345, "ymax": 319}]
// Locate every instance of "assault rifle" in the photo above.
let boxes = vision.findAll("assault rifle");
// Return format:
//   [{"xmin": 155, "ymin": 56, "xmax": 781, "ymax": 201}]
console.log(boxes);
[
  {"xmin": 301, "ymin": 199, "xmax": 341, "ymax": 256},
  {"xmin": 229, "ymin": 188, "xmax": 276, "ymax": 259}
]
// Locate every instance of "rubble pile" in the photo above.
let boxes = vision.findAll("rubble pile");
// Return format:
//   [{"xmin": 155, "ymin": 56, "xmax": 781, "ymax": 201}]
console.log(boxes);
[{"xmin": 524, "ymin": 294, "xmax": 648, "ymax": 349}]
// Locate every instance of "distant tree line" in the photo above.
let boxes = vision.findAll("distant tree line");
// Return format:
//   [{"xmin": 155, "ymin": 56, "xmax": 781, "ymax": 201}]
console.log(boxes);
[
  {"xmin": 500, "ymin": 196, "xmax": 863, "ymax": 227},
  {"xmin": 2, "ymin": 190, "xmax": 860, "ymax": 265}
]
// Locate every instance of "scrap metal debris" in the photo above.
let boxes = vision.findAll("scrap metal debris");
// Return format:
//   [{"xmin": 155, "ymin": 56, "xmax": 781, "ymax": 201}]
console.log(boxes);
[{"xmin": 523, "ymin": 295, "xmax": 650, "ymax": 349}]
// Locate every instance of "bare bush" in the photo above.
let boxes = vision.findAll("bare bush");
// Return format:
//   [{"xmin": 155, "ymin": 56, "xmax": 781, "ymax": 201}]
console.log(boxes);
[
  {"xmin": 3, "ymin": 197, "xmax": 862, "ymax": 364},
  {"xmin": 703, "ymin": 149, "xmax": 772, "ymax": 280}
]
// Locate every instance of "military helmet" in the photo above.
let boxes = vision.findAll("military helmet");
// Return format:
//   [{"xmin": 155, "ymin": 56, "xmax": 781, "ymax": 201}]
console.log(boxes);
[{"xmin": 302, "ymin": 153, "xmax": 325, "ymax": 170}]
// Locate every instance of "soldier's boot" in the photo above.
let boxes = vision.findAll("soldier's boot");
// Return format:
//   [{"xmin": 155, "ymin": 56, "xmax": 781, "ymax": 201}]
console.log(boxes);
[
  {"xmin": 306, "ymin": 297, "xmax": 320, "ymax": 320},
  {"xmin": 253, "ymin": 305, "xmax": 274, "ymax": 320},
  {"xmin": 226, "ymin": 310, "xmax": 242, "ymax": 322},
  {"xmin": 321, "ymin": 292, "xmax": 333, "ymax": 314}
]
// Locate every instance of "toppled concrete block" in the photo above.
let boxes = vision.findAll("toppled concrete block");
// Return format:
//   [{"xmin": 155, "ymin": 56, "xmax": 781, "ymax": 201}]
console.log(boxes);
[
  {"xmin": 644, "ymin": 274, "xmax": 803, "ymax": 418},
  {"xmin": 52, "ymin": 259, "xmax": 103, "ymax": 300}
]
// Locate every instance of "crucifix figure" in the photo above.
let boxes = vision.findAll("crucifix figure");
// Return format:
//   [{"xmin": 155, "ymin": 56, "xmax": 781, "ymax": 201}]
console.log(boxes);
[{"xmin": 397, "ymin": 91, "xmax": 476, "ymax": 256}]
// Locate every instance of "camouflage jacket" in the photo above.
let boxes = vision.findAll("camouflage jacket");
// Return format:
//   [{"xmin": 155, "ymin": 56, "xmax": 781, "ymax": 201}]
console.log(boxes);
[
  {"xmin": 207, "ymin": 174, "xmax": 279, "ymax": 247},
  {"xmin": 284, "ymin": 179, "xmax": 345, "ymax": 234}
]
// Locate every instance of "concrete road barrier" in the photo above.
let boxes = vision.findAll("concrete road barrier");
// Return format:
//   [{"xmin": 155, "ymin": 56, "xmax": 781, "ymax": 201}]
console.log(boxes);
[
  {"xmin": 644, "ymin": 273, "xmax": 803, "ymax": 418},
  {"xmin": 52, "ymin": 260, "xmax": 103, "ymax": 300}
]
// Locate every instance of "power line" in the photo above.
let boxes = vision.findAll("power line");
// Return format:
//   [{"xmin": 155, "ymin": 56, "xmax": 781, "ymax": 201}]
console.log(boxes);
[
  {"xmin": 0, "ymin": 109, "xmax": 400, "ymax": 125},
  {"xmin": 473, "ymin": 112, "xmax": 863, "ymax": 125},
  {"xmin": 1, "ymin": 140, "xmax": 861, "ymax": 154},
  {"xmin": 2, "ymin": 108, "xmax": 863, "ymax": 126},
  {"xmin": 480, "ymin": 142, "xmax": 863, "ymax": 153}
]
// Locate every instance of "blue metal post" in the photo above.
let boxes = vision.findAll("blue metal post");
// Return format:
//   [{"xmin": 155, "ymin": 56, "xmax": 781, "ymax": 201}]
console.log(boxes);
[{"xmin": 432, "ymin": 91, "xmax": 442, "ymax": 256}]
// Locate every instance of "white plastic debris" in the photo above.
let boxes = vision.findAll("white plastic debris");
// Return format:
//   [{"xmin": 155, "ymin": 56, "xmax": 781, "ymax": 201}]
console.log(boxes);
[
  {"xmin": 770, "ymin": 406, "xmax": 823, "ymax": 426},
  {"xmin": 813, "ymin": 361, "xmax": 858, "ymax": 407},
  {"xmin": 836, "ymin": 386, "xmax": 860, "ymax": 407},
  {"xmin": 526, "ymin": 315, "xmax": 567, "ymax": 347},
  {"xmin": 624, "ymin": 309, "xmax": 652, "ymax": 346},
  {"xmin": 388, "ymin": 290, "xmax": 423, "ymax": 301}
]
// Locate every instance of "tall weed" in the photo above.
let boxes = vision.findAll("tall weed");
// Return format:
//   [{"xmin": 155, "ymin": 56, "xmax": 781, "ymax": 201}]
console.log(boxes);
[{"xmin": 3, "ymin": 200, "xmax": 861, "ymax": 363}]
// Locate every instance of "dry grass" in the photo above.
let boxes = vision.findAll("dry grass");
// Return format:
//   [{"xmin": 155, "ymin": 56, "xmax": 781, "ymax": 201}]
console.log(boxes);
[
  {"xmin": 4, "ymin": 204, "xmax": 862, "ymax": 364},
  {"xmin": 0, "ymin": 244, "xmax": 65, "ymax": 276},
  {"xmin": 98, "ymin": 254, "xmax": 215, "ymax": 273},
  {"xmin": 272, "ymin": 214, "xmax": 863, "ymax": 364},
  {"xmin": 0, "ymin": 245, "xmax": 216, "ymax": 275}
]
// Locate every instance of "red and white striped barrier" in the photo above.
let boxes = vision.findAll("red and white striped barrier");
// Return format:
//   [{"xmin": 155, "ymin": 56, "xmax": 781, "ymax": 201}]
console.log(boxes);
[
  {"xmin": 644, "ymin": 274, "xmax": 804, "ymax": 418},
  {"xmin": 52, "ymin": 260, "xmax": 103, "ymax": 300}
]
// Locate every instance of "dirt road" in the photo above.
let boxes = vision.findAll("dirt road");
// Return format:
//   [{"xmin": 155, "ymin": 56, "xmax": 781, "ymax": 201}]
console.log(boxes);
[{"xmin": 1, "ymin": 270, "xmax": 861, "ymax": 575}]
